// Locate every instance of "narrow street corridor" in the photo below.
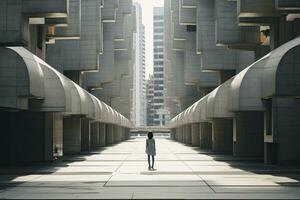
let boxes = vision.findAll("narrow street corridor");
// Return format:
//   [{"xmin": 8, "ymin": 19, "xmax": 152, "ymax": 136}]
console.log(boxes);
[{"xmin": 1, "ymin": 137, "xmax": 300, "ymax": 199}]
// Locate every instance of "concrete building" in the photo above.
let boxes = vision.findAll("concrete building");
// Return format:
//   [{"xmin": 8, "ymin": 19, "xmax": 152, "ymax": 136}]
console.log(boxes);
[
  {"xmin": 167, "ymin": 0, "xmax": 300, "ymax": 165},
  {"xmin": 132, "ymin": 3, "xmax": 146, "ymax": 126},
  {"xmin": 153, "ymin": 7, "xmax": 169, "ymax": 126},
  {"xmin": 0, "ymin": 0, "xmax": 133, "ymax": 165},
  {"xmin": 146, "ymin": 75, "xmax": 155, "ymax": 126}
]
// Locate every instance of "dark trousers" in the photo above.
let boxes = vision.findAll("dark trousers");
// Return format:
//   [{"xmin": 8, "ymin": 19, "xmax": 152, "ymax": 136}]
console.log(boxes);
[{"xmin": 147, "ymin": 155, "xmax": 155, "ymax": 168}]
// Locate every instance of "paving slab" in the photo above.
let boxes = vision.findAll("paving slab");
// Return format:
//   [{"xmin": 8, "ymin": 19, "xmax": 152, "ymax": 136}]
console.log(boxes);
[{"xmin": 1, "ymin": 138, "xmax": 300, "ymax": 199}]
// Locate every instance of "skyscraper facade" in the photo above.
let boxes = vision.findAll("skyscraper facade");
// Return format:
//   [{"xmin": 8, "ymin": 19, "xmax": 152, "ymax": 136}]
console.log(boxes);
[
  {"xmin": 153, "ymin": 7, "xmax": 169, "ymax": 126},
  {"xmin": 133, "ymin": 3, "xmax": 146, "ymax": 126}
]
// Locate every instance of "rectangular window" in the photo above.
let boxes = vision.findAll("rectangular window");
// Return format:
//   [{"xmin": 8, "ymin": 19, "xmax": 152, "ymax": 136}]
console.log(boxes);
[
  {"xmin": 154, "ymin": 92, "xmax": 163, "ymax": 97},
  {"xmin": 154, "ymin": 73, "xmax": 164, "ymax": 78},
  {"xmin": 154, "ymin": 55, "xmax": 164, "ymax": 59},
  {"xmin": 154, "ymin": 48, "xmax": 164, "ymax": 53},
  {"xmin": 187, "ymin": 25, "xmax": 196, "ymax": 32},
  {"xmin": 154, "ymin": 35, "xmax": 164, "ymax": 39},
  {"xmin": 154, "ymin": 61, "xmax": 164, "ymax": 65},
  {"xmin": 154, "ymin": 67, "xmax": 164, "ymax": 72},
  {"xmin": 154, "ymin": 28, "xmax": 164, "ymax": 33},
  {"xmin": 154, "ymin": 80, "xmax": 164, "ymax": 84},
  {"xmin": 154, "ymin": 99, "xmax": 164, "ymax": 103},
  {"xmin": 154, "ymin": 22, "xmax": 164, "ymax": 26},
  {"xmin": 154, "ymin": 16, "xmax": 163, "ymax": 20},
  {"xmin": 154, "ymin": 41, "xmax": 164, "ymax": 46}
]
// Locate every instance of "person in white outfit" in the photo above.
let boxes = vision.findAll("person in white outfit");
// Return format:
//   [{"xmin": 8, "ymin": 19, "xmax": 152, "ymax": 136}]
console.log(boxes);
[{"xmin": 145, "ymin": 132, "xmax": 156, "ymax": 170}]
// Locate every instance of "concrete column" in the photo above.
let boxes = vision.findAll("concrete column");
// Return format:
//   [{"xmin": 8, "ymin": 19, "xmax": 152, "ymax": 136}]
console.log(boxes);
[
  {"xmin": 175, "ymin": 128, "xmax": 179, "ymax": 141},
  {"xmin": 170, "ymin": 129, "xmax": 176, "ymax": 140},
  {"xmin": 182, "ymin": 125, "xmax": 187, "ymax": 144},
  {"xmin": 264, "ymin": 97, "xmax": 300, "ymax": 164},
  {"xmin": 48, "ymin": 113, "xmax": 63, "ymax": 158},
  {"xmin": 99, "ymin": 123, "xmax": 106, "ymax": 147},
  {"xmin": 191, "ymin": 123, "xmax": 200, "ymax": 147},
  {"xmin": 114, "ymin": 125, "xmax": 121, "ymax": 143},
  {"xmin": 199, "ymin": 122, "xmax": 212, "ymax": 149},
  {"xmin": 233, "ymin": 112, "xmax": 264, "ymax": 157},
  {"xmin": 178, "ymin": 126, "xmax": 183, "ymax": 142},
  {"xmin": 90, "ymin": 122, "xmax": 99, "ymax": 149},
  {"xmin": 212, "ymin": 118, "xmax": 233, "ymax": 153},
  {"xmin": 63, "ymin": 116, "xmax": 81, "ymax": 154},
  {"xmin": 106, "ymin": 124, "xmax": 114, "ymax": 145},
  {"xmin": 81, "ymin": 118, "xmax": 91, "ymax": 151},
  {"xmin": 125, "ymin": 128, "xmax": 130, "ymax": 140},
  {"xmin": 120, "ymin": 127, "xmax": 125, "ymax": 141},
  {"xmin": 186, "ymin": 124, "xmax": 192, "ymax": 145}
]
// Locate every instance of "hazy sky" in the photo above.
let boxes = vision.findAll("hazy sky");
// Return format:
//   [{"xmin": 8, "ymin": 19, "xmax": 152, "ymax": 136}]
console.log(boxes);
[{"xmin": 134, "ymin": 0, "xmax": 164, "ymax": 79}]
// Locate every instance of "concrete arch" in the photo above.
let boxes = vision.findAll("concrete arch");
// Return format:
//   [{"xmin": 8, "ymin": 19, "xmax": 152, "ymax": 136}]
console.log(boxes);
[
  {"xmin": 0, "ymin": 47, "xmax": 45, "ymax": 110},
  {"xmin": 229, "ymin": 54, "xmax": 269, "ymax": 111},
  {"xmin": 262, "ymin": 37, "xmax": 300, "ymax": 98},
  {"xmin": 206, "ymin": 78, "xmax": 234, "ymax": 119}
]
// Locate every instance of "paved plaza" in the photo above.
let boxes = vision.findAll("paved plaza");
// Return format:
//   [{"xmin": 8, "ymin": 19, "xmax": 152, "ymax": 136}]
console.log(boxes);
[{"xmin": 1, "ymin": 137, "xmax": 300, "ymax": 199}]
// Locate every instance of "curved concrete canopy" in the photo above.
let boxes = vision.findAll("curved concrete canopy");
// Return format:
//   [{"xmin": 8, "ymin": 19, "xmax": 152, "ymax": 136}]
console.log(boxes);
[
  {"xmin": 90, "ymin": 94, "xmax": 102, "ymax": 121},
  {"xmin": 3, "ymin": 47, "xmax": 132, "ymax": 128},
  {"xmin": 0, "ymin": 47, "xmax": 45, "ymax": 110},
  {"xmin": 193, "ymin": 95, "xmax": 209, "ymax": 122},
  {"xmin": 262, "ymin": 37, "xmax": 300, "ymax": 98},
  {"xmin": 206, "ymin": 78, "xmax": 234, "ymax": 119},
  {"xmin": 229, "ymin": 54, "xmax": 269, "ymax": 111}
]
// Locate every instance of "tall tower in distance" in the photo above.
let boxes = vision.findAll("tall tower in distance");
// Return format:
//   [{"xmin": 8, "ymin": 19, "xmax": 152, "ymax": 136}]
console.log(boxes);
[
  {"xmin": 153, "ymin": 7, "xmax": 169, "ymax": 126},
  {"xmin": 133, "ymin": 2, "xmax": 146, "ymax": 126}
]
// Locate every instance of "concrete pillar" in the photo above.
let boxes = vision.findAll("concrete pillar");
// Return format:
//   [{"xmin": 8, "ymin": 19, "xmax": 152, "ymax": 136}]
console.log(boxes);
[
  {"xmin": 99, "ymin": 123, "xmax": 106, "ymax": 147},
  {"xmin": 81, "ymin": 118, "xmax": 91, "ymax": 151},
  {"xmin": 199, "ymin": 122, "xmax": 212, "ymax": 149},
  {"xmin": 114, "ymin": 125, "xmax": 121, "ymax": 143},
  {"xmin": 120, "ymin": 127, "xmax": 125, "ymax": 141},
  {"xmin": 175, "ymin": 128, "xmax": 179, "ymax": 141},
  {"xmin": 186, "ymin": 124, "xmax": 192, "ymax": 145},
  {"xmin": 264, "ymin": 97, "xmax": 300, "ymax": 164},
  {"xmin": 106, "ymin": 124, "xmax": 114, "ymax": 145},
  {"xmin": 212, "ymin": 118, "xmax": 233, "ymax": 153},
  {"xmin": 63, "ymin": 116, "xmax": 81, "ymax": 154},
  {"xmin": 125, "ymin": 128, "xmax": 130, "ymax": 140},
  {"xmin": 233, "ymin": 112, "xmax": 264, "ymax": 157},
  {"xmin": 90, "ymin": 122, "xmax": 99, "ymax": 149},
  {"xmin": 178, "ymin": 126, "xmax": 183, "ymax": 142},
  {"xmin": 48, "ymin": 113, "xmax": 63, "ymax": 158},
  {"xmin": 191, "ymin": 123, "xmax": 200, "ymax": 147},
  {"xmin": 170, "ymin": 129, "xmax": 176, "ymax": 140},
  {"xmin": 183, "ymin": 125, "xmax": 187, "ymax": 144}
]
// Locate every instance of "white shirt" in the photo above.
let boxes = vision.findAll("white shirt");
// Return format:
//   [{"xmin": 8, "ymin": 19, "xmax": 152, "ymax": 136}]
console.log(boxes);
[{"xmin": 145, "ymin": 139, "xmax": 156, "ymax": 156}]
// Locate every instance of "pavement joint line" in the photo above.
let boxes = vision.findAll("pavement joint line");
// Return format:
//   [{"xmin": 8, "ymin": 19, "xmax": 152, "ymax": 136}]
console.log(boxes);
[
  {"xmin": 167, "ymin": 141, "xmax": 217, "ymax": 194},
  {"xmin": 103, "ymin": 140, "xmax": 138, "ymax": 187}
]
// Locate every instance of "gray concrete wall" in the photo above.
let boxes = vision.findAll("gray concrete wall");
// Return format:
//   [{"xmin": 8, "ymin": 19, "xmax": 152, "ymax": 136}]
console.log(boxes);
[
  {"xmin": 63, "ymin": 116, "xmax": 81, "ymax": 154},
  {"xmin": 0, "ymin": 111, "xmax": 54, "ymax": 165},
  {"xmin": 99, "ymin": 123, "xmax": 106, "ymax": 147},
  {"xmin": 106, "ymin": 124, "xmax": 114, "ymax": 145},
  {"xmin": 199, "ymin": 122, "xmax": 212, "ymax": 149},
  {"xmin": 186, "ymin": 124, "xmax": 192, "ymax": 145},
  {"xmin": 265, "ymin": 97, "xmax": 300, "ymax": 164},
  {"xmin": 233, "ymin": 111, "xmax": 264, "ymax": 157},
  {"xmin": 90, "ymin": 122, "xmax": 99, "ymax": 149},
  {"xmin": 81, "ymin": 118, "xmax": 91, "ymax": 151},
  {"xmin": 212, "ymin": 119, "xmax": 233, "ymax": 153},
  {"xmin": 191, "ymin": 123, "xmax": 200, "ymax": 146}
]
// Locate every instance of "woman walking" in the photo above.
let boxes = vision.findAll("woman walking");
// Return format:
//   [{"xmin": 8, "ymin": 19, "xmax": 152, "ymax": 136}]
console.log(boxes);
[{"xmin": 145, "ymin": 132, "xmax": 156, "ymax": 170}]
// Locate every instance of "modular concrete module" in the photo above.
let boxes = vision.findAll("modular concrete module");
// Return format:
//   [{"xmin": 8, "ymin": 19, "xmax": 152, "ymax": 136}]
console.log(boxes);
[{"xmin": 166, "ymin": 0, "xmax": 300, "ymax": 165}]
